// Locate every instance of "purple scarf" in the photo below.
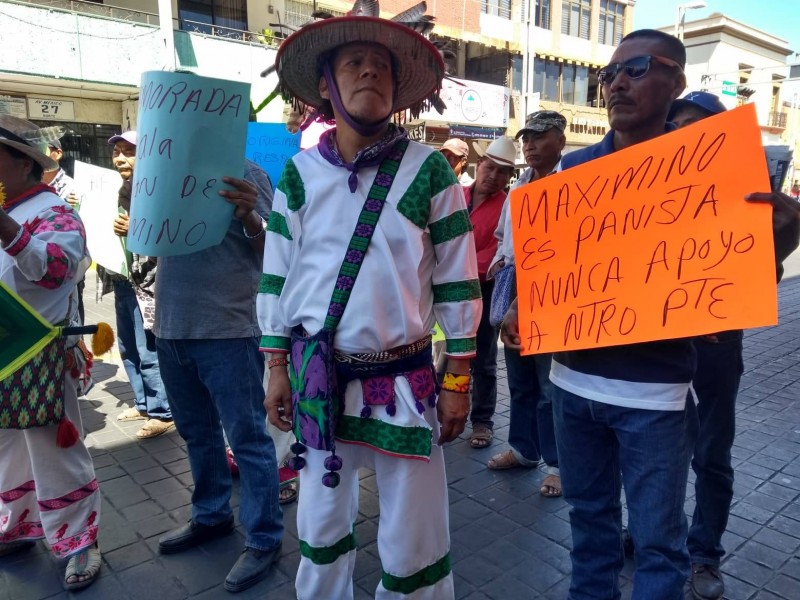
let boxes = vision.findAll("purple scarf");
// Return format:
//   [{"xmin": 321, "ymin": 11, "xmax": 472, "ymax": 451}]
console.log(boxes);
[{"xmin": 317, "ymin": 125, "xmax": 407, "ymax": 193}]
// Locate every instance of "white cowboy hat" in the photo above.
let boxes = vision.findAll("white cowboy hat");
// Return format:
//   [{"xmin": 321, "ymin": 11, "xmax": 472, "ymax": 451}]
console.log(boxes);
[
  {"xmin": 473, "ymin": 136, "xmax": 517, "ymax": 168},
  {"xmin": 272, "ymin": 1, "xmax": 444, "ymax": 115},
  {"xmin": 0, "ymin": 115, "xmax": 58, "ymax": 171}
]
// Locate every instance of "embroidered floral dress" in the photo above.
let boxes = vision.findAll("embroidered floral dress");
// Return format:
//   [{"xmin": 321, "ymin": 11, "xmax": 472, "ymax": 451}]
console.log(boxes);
[{"xmin": 0, "ymin": 186, "xmax": 100, "ymax": 559}]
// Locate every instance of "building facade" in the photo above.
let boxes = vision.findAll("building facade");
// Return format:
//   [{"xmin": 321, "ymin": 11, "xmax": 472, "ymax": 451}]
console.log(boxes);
[
  {"xmin": 0, "ymin": 0, "xmax": 634, "ymax": 170},
  {"xmin": 660, "ymin": 13, "xmax": 792, "ymax": 144}
]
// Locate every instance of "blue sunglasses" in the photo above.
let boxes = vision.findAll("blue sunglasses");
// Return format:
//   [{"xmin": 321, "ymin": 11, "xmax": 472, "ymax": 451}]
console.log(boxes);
[{"xmin": 598, "ymin": 55, "xmax": 683, "ymax": 86}]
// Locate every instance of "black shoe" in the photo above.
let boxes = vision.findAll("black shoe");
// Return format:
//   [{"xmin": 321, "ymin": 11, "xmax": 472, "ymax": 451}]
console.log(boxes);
[
  {"xmin": 690, "ymin": 563, "xmax": 724, "ymax": 600},
  {"xmin": 224, "ymin": 545, "xmax": 281, "ymax": 593},
  {"xmin": 158, "ymin": 517, "xmax": 235, "ymax": 555}
]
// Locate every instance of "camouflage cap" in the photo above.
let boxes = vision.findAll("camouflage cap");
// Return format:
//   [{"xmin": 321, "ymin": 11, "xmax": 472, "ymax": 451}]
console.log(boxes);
[{"xmin": 515, "ymin": 110, "xmax": 567, "ymax": 139}]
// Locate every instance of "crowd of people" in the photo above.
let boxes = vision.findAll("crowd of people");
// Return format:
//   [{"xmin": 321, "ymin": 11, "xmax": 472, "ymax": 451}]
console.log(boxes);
[{"xmin": 1, "ymin": 3, "xmax": 799, "ymax": 599}]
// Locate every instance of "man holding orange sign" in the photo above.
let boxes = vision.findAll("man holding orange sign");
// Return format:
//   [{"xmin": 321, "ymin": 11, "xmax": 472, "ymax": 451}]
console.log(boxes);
[{"xmin": 501, "ymin": 29, "xmax": 799, "ymax": 600}]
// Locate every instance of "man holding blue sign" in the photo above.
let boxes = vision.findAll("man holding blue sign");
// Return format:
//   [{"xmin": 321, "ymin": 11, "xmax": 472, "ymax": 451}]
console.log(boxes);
[
  {"xmin": 154, "ymin": 159, "xmax": 283, "ymax": 593},
  {"xmin": 123, "ymin": 71, "xmax": 284, "ymax": 592}
]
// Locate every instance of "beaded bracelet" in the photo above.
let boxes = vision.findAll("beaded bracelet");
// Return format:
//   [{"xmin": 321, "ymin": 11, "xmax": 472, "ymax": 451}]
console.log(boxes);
[
  {"xmin": 268, "ymin": 357, "xmax": 289, "ymax": 369},
  {"xmin": 441, "ymin": 372, "xmax": 470, "ymax": 394}
]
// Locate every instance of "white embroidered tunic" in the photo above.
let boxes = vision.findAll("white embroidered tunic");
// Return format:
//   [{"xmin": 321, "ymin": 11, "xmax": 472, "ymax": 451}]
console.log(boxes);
[{"xmin": 257, "ymin": 140, "xmax": 481, "ymax": 459}]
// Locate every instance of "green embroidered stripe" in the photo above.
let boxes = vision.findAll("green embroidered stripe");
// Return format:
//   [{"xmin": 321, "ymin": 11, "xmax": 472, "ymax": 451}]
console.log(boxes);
[
  {"xmin": 340, "ymin": 263, "xmax": 359, "ymax": 277},
  {"xmin": 258, "ymin": 274, "xmax": 286, "ymax": 296},
  {"xmin": 266, "ymin": 211, "xmax": 292, "ymax": 240},
  {"xmin": 259, "ymin": 335, "xmax": 290, "ymax": 351},
  {"xmin": 360, "ymin": 211, "xmax": 379, "ymax": 225},
  {"xmin": 445, "ymin": 337, "xmax": 477, "ymax": 354},
  {"xmin": 432, "ymin": 280, "xmax": 481, "ymax": 304},
  {"xmin": 276, "ymin": 160, "xmax": 305, "ymax": 211},
  {"xmin": 382, "ymin": 553, "xmax": 451, "ymax": 594},
  {"xmin": 396, "ymin": 152, "xmax": 459, "ymax": 229},
  {"xmin": 429, "ymin": 210, "xmax": 472, "ymax": 245},
  {"xmin": 371, "ymin": 186, "xmax": 389, "ymax": 200},
  {"xmin": 331, "ymin": 290, "xmax": 352, "ymax": 304},
  {"xmin": 382, "ymin": 160, "xmax": 400, "ymax": 176},
  {"xmin": 351, "ymin": 237, "xmax": 369, "ymax": 251},
  {"xmin": 299, "ymin": 529, "xmax": 357, "ymax": 565},
  {"xmin": 337, "ymin": 415, "xmax": 431, "ymax": 458}
]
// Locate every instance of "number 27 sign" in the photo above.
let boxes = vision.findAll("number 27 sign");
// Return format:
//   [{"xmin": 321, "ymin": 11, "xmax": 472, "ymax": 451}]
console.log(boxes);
[{"xmin": 27, "ymin": 98, "xmax": 75, "ymax": 121}]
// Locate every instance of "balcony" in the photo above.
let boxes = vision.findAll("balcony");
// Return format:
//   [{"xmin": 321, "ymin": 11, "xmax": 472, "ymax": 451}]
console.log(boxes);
[
  {"xmin": 16, "ymin": 0, "xmax": 159, "ymax": 24},
  {"xmin": 768, "ymin": 111, "xmax": 788, "ymax": 129},
  {"xmin": 0, "ymin": 0, "xmax": 277, "ymax": 106}
]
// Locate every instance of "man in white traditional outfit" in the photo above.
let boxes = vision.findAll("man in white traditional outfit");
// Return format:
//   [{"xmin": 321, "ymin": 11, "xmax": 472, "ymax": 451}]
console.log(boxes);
[
  {"xmin": 0, "ymin": 116, "xmax": 101, "ymax": 591},
  {"xmin": 256, "ymin": 3, "xmax": 481, "ymax": 598}
]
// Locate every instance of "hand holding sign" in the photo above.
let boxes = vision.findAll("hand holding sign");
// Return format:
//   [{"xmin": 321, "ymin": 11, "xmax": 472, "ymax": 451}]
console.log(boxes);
[
  {"xmin": 510, "ymin": 104, "xmax": 776, "ymax": 355},
  {"xmin": 127, "ymin": 71, "xmax": 251, "ymax": 257}
]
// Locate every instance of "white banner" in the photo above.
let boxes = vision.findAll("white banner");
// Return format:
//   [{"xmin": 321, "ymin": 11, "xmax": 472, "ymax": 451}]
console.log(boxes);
[
  {"xmin": 74, "ymin": 161, "xmax": 128, "ymax": 277},
  {"xmin": 419, "ymin": 77, "xmax": 510, "ymax": 128}
]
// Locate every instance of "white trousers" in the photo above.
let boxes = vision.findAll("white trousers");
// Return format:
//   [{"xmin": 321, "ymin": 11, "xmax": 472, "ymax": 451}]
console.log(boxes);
[
  {"xmin": 295, "ymin": 439, "xmax": 454, "ymax": 600},
  {"xmin": 0, "ymin": 374, "xmax": 100, "ymax": 558}
]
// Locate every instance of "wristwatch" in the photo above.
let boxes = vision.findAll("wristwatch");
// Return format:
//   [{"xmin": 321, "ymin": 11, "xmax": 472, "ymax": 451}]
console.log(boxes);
[{"xmin": 243, "ymin": 214, "xmax": 267, "ymax": 239}]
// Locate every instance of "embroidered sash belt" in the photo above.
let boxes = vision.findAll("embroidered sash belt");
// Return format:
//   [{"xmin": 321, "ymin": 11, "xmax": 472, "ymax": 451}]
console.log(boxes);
[{"xmin": 335, "ymin": 336, "xmax": 432, "ymax": 365}]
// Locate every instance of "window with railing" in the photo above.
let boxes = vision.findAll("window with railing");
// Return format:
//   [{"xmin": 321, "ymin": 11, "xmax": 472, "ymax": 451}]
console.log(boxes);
[
  {"xmin": 768, "ymin": 112, "xmax": 788, "ymax": 128},
  {"xmin": 482, "ymin": 0, "xmax": 512, "ymax": 20},
  {"xmin": 533, "ymin": 57, "xmax": 589, "ymax": 105},
  {"xmin": 178, "ymin": 0, "xmax": 247, "ymax": 37},
  {"xmin": 283, "ymin": 1, "xmax": 345, "ymax": 31},
  {"xmin": 465, "ymin": 50, "xmax": 512, "ymax": 87},
  {"xmin": 533, "ymin": 0, "xmax": 551, "ymax": 29},
  {"xmin": 561, "ymin": 0, "xmax": 590, "ymax": 40},
  {"xmin": 598, "ymin": 0, "xmax": 624, "ymax": 46}
]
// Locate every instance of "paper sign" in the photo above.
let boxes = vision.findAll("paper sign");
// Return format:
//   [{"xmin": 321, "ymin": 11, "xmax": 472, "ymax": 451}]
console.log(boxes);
[
  {"xmin": 245, "ymin": 122, "xmax": 301, "ymax": 187},
  {"xmin": 127, "ymin": 71, "xmax": 251, "ymax": 256},
  {"xmin": 510, "ymin": 104, "xmax": 777, "ymax": 355},
  {"xmin": 74, "ymin": 161, "xmax": 128, "ymax": 277}
]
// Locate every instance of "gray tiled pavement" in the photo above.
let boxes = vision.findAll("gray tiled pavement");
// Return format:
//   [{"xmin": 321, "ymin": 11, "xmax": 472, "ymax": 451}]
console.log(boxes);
[{"xmin": 3, "ymin": 264, "xmax": 800, "ymax": 600}]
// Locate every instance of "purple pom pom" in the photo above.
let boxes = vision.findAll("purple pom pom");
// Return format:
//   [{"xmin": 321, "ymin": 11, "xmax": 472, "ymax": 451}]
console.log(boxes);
[
  {"xmin": 360, "ymin": 406, "xmax": 372, "ymax": 418},
  {"xmin": 290, "ymin": 441, "xmax": 307, "ymax": 455},
  {"xmin": 287, "ymin": 456, "xmax": 306, "ymax": 471},
  {"xmin": 324, "ymin": 454, "xmax": 343, "ymax": 471},
  {"xmin": 415, "ymin": 400, "xmax": 425, "ymax": 414},
  {"xmin": 322, "ymin": 472, "xmax": 341, "ymax": 488},
  {"xmin": 386, "ymin": 402, "xmax": 397, "ymax": 417}
]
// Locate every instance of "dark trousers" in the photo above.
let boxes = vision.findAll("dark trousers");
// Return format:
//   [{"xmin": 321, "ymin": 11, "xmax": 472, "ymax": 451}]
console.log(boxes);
[
  {"xmin": 505, "ymin": 347, "xmax": 558, "ymax": 467},
  {"xmin": 687, "ymin": 331, "xmax": 743, "ymax": 566},
  {"xmin": 470, "ymin": 281, "xmax": 499, "ymax": 429}
]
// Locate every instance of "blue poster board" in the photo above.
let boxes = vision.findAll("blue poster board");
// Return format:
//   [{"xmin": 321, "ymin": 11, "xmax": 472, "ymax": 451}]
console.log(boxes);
[
  {"xmin": 127, "ymin": 71, "xmax": 250, "ymax": 256},
  {"xmin": 245, "ymin": 123, "xmax": 301, "ymax": 188}
]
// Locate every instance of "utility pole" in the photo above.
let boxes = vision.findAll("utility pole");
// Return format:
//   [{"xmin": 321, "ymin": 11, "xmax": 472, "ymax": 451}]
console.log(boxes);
[{"xmin": 158, "ymin": 0, "xmax": 176, "ymax": 70}]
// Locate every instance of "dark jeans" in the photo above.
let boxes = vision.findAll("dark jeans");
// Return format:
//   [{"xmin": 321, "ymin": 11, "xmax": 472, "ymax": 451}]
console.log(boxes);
[
  {"xmin": 114, "ymin": 280, "xmax": 170, "ymax": 419},
  {"xmin": 687, "ymin": 331, "xmax": 743, "ymax": 567},
  {"xmin": 155, "ymin": 337, "xmax": 283, "ymax": 551},
  {"xmin": 470, "ymin": 281, "xmax": 499, "ymax": 429},
  {"xmin": 504, "ymin": 347, "xmax": 558, "ymax": 467},
  {"xmin": 553, "ymin": 387, "xmax": 698, "ymax": 600}
]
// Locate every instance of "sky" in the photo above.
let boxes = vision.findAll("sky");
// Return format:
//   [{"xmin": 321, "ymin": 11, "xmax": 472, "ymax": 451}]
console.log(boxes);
[{"xmin": 633, "ymin": 0, "xmax": 800, "ymax": 57}]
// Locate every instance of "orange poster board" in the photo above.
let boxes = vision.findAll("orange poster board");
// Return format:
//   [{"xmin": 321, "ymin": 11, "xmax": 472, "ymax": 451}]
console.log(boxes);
[{"xmin": 510, "ymin": 103, "xmax": 777, "ymax": 355}]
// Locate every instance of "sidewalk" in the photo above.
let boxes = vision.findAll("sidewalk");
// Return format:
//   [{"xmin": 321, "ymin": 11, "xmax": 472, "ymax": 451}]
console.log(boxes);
[{"xmin": 3, "ymin": 270, "xmax": 800, "ymax": 600}]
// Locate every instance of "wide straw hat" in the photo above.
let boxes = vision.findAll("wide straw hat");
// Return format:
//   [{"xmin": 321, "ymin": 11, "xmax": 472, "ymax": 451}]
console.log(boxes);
[
  {"xmin": 273, "ymin": 2, "xmax": 445, "ymax": 115},
  {"xmin": 0, "ymin": 115, "xmax": 58, "ymax": 171},
  {"xmin": 473, "ymin": 136, "xmax": 518, "ymax": 168}
]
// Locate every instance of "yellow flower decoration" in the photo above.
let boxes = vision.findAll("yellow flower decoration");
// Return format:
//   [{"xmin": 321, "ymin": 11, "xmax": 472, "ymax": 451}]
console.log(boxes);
[{"xmin": 0, "ymin": 182, "xmax": 5, "ymax": 208}]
